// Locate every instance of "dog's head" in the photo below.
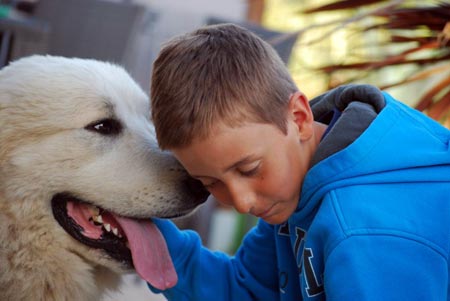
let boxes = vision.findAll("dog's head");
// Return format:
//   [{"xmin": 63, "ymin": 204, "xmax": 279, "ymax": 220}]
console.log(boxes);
[{"xmin": 0, "ymin": 55, "xmax": 208, "ymax": 290}]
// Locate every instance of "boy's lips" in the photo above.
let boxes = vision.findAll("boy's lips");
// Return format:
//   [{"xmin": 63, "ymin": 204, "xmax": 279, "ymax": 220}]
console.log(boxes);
[{"xmin": 254, "ymin": 203, "xmax": 277, "ymax": 218}]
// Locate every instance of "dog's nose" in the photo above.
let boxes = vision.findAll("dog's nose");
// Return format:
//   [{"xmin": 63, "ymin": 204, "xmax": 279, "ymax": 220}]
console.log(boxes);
[{"xmin": 183, "ymin": 177, "xmax": 210, "ymax": 205}]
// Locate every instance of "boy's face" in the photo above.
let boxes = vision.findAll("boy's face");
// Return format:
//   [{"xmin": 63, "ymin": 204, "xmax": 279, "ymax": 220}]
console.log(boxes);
[{"xmin": 172, "ymin": 93, "xmax": 320, "ymax": 225}]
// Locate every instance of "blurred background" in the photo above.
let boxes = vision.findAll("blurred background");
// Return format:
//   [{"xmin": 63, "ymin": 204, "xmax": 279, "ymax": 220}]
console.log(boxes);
[{"xmin": 1, "ymin": 0, "xmax": 448, "ymax": 300}]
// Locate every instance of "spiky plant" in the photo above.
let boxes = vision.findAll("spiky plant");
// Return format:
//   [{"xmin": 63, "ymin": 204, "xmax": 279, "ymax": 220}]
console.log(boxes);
[{"xmin": 296, "ymin": 0, "xmax": 450, "ymax": 126}]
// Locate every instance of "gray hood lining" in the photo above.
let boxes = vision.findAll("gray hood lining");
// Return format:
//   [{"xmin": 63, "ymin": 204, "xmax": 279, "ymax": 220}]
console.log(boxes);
[{"xmin": 310, "ymin": 85, "xmax": 386, "ymax": 166}]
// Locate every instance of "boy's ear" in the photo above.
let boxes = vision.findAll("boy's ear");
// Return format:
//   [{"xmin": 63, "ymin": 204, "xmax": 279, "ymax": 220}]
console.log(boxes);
[{"xmin": 288, "ymin": 91, "xmax": 314, "ymax": 141}]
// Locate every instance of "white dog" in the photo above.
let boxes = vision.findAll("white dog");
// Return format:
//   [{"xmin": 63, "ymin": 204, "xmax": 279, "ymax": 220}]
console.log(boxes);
[{"xmin": 0, "ymin": 55, "xmax": 208, "ymax": 301}]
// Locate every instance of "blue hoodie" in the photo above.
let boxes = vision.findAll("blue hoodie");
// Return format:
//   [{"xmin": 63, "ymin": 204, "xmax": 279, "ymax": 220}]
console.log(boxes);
[{"xmin": 150, "ymin": 85, "xmax": 450, "ymax": 300}]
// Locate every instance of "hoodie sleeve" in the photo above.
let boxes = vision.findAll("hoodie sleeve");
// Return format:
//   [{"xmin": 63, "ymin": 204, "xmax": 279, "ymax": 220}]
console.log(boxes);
[{"xmin": 149, "ymin": 218, "xmax": 280, "ymax": 301}]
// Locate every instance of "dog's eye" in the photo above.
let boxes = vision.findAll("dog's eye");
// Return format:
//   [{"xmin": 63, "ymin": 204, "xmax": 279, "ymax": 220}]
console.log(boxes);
[{"xmin": 85, "ymin": 119, "xmax": 122, "ymax": 135}]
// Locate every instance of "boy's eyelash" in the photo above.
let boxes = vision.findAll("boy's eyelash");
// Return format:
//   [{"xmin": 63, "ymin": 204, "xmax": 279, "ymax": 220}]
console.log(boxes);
[
  {"xmin": 240, "ymin": 166, "xmax": 259, "ymax": 176},
  {"xmin": 202, "ymin": 163, "xmax": 261, "ymax": 188},
  {"xmin": 203, "ymin": 180, "xmax": 218, "ymax": 189}
]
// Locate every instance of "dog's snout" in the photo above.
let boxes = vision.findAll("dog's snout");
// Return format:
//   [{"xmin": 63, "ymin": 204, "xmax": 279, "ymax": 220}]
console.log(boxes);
[{"xmin": 184, "ymin": 177, "xmax": 209, "ymax": 205}]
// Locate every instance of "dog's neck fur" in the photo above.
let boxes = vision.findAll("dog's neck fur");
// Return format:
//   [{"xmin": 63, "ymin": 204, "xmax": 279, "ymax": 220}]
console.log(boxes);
[{"xmin": 0, "ymin": 196, "xmax": 122, "ymax": 301}]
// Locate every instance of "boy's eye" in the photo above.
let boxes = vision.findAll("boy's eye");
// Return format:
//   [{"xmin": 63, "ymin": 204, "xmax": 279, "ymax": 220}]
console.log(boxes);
[
  {"xmin": 239, "ymin": 163, "xmax": 260, "ymax": 177},
  {"xmin": 203, "ymin": 180, "xmax": 218, "ymax": 189}
]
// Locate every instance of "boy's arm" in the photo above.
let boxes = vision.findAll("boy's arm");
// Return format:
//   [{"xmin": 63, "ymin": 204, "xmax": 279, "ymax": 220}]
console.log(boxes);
[
  {"xmin": 149, "ymin": 218, "xmax": 280, "ymax": 301},
  {"xmin": 324, "ymin": 235, "xmax": 447, "ymax": 300}
]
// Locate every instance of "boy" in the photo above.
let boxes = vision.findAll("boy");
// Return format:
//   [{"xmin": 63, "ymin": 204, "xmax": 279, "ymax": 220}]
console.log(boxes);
[{"xmin": 149, "ymin": 23, "xmax": 450, "ymax": 300}]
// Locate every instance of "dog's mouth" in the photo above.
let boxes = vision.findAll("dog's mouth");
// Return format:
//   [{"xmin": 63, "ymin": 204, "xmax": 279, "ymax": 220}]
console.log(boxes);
[{"xmin": 51, "ymin": 193, "xmax": 177, "ymax": 290}]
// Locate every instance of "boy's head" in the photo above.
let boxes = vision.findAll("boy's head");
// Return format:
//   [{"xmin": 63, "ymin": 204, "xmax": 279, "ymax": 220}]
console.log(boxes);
[
  {"xmin": 151, "ymin": 23, "xmax": 324, "ymax": 224},
  {"xmin": 151, "ymin": 23, "xmax": 298, "ymax": 150}
]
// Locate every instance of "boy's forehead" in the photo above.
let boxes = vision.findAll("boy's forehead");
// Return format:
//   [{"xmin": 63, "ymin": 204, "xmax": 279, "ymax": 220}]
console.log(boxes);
[
  {"xmin": 171, "ymin": 130, "xmax": 243, "ymax": 174},
  {"xmin": 171, "ymin": 122, "xmax": 282, "ymax": 176}
]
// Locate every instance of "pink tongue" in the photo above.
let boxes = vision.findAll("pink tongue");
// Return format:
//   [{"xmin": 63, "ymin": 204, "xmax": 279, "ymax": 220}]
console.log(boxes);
[{"xmin": 114, "ymin": 216, "xmax": 177, "ymax": 290}]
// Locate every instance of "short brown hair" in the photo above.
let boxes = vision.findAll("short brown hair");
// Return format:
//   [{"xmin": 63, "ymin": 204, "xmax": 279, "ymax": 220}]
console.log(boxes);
[{"xmin": 151, "ymin": 23, "xmax": 298, "ymax": 149}]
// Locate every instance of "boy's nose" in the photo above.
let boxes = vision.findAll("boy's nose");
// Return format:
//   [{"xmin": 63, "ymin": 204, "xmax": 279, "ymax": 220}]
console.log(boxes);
[
  {"xmin": 233, "ymin": 198, "xmax": 254, "ymax": 214},
  {"xmin": 227, "ymin": 182, "xmax": 255, "ymax": 214}
]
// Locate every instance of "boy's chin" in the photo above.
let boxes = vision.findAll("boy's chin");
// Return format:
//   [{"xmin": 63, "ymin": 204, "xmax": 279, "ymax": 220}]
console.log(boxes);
[
  {"xmin": 261, "ymin": 202, "xmax": 298, "ymax": 225},
  {"xmin": 261, "ymin": 213, "xmax": 290, "ymax": 225}
]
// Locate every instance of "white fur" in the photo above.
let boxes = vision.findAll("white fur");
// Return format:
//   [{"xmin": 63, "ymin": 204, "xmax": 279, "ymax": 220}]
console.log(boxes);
[{"xmin": 0, "ymin": 55, "xmax": 196, "ymax": 300}]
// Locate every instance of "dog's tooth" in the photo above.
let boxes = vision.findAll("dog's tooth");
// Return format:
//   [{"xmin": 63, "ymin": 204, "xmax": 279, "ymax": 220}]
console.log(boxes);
[
  {"xmin": 96, "ymin": 215, "xmax": 103, "ymax": 224},
  {"xmin": 91, "ymin": 215, "xmax": 104, "ymax": 226},
  {"xmin": 104, "ymin": 223, "xmax": 111, "ymax": 232},
  {"xmin": 112, "ymin": 227, "xmax": 119, "ymax": 236}
]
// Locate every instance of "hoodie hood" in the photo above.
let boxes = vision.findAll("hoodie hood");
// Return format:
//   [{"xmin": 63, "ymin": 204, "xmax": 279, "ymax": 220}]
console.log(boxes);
[
  {"xmin": 291, "ymin": 85, "xmax": 450, "ymax": 225},
  {"xmin": 310, "ymin": 84, "xmax": 385, "ymax": 166}
]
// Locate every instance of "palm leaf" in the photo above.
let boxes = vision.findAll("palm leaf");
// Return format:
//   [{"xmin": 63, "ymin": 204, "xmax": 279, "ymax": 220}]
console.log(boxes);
[
  {"xmin": 297, "ymin": 0, "xmax": 450, "ymax": 126},
  {"xmin": 415, "ymin": 76, "xmax": 450, "ymax": 111},
  {"xmin": 427, "ymin": 89, "xmax": 450, "ymax": 121},
  {"xmin": 379, "ymin": 64, "xmax": 450, "ymax": 90},
  {"xmin": 301, "ymin": 0, "xmax": 389, "ymax": 14}
]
